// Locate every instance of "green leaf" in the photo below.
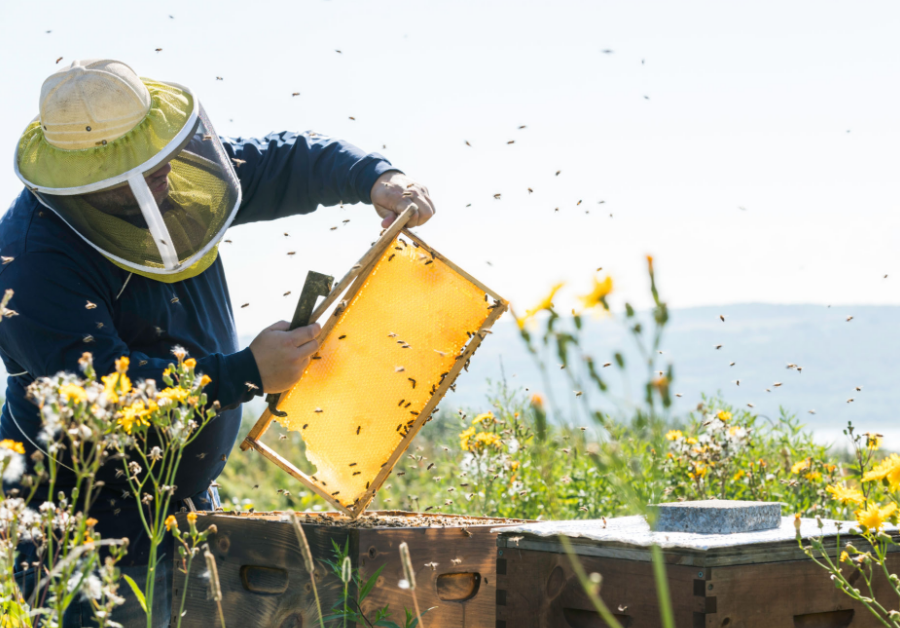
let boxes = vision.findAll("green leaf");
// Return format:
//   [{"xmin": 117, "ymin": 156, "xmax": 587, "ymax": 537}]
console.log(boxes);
[
  {"xmin": 122, "ymin": 574, "xmax": 148, "ymax": 614},
  {"xmin": 359, "ymin": 563, "xmax": 386, "ymax": 601}
]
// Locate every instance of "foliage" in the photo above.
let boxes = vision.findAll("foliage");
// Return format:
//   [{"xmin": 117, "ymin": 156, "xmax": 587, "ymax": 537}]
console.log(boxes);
[{"xmin": 1, "ymin": 348, "xmax": 216, "ymax": 628}]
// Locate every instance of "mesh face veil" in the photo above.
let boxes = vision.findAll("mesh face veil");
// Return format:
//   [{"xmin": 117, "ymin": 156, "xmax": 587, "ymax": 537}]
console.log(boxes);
[{"xmin": 14, "ymin": 61, "xmax": 241, "ymax": 280}]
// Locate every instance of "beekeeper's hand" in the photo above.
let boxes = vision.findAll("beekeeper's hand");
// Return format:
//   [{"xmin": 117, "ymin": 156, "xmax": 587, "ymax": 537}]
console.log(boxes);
[
  {"xmin": 249, "ymin": 321, "xmax": 321, "ymax": 393},
  {"xmin": 371, "ymin": 171, "xmax": 435, "ymax": 228}
]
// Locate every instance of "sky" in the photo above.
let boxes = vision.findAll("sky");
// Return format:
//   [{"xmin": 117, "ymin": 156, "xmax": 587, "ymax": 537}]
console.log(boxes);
[{"xmin": 0, "ymin": 0, "xmax": 897, "ymax": 336}]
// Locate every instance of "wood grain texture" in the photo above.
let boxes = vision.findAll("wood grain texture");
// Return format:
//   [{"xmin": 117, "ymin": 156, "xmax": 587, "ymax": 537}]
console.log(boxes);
[{"xmin": 358, "ymin": 523, "xmax": 500, "ymax": 627}]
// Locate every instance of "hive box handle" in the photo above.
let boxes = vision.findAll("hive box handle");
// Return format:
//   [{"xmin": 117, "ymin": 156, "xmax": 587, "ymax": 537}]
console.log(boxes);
[
  {"xmin": 435, "ymin": 572, "xmax": 481, "ymax": 602},
  {"xmin": 240, "ymin": 565, "xmax": 289, "ymax": 595}
]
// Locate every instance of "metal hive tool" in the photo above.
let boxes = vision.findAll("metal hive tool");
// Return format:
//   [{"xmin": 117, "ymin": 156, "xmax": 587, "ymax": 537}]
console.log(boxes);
[{"xmin": 241, "ymin": 207, "xmax": 507, "ymax": 517}]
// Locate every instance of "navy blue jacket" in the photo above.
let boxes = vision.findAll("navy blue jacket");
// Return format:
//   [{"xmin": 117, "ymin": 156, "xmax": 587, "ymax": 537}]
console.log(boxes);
[{"xmin": 0, "ymin": 131, "xmax": 396, "ymax": 564}]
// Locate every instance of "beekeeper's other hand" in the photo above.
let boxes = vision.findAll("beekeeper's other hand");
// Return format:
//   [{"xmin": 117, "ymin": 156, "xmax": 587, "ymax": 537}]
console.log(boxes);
[
  {"xmin": 249, "ymin": 321, "xmax": 321, "ymax": 393},
  {"xmin": 370, "ymin": 171, "xmax": 435, "ymax": 228}
]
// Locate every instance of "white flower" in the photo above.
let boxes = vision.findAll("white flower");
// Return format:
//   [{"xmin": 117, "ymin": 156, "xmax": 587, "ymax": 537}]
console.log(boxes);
[
  {"xmin": 398, "ymin": 579, "xmax": 410, "ymax": 590},
  {"xmin": 68, "ymin": 572, "xmax": 102, "ymax": 600},
  {"xmin": 149, "ymin": 447, "xmax": 163, "ymax": 462}
]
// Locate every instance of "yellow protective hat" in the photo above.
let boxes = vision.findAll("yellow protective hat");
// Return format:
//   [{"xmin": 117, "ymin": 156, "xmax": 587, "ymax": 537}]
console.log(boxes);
[{"xmin": 14, "ymin": 59, "xmax": 242, "ymax": 282}]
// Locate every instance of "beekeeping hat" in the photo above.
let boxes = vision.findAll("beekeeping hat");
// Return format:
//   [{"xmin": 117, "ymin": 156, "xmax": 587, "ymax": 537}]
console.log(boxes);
[{"xmin": 14, "ymin": 59, "xmax": 241, "ymax": 282}]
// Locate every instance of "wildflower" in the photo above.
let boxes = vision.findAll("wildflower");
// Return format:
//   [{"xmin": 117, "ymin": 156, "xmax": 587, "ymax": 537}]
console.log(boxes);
[
  {"xmin": 0, "ymin": 439, "xmax": 25, "ymax": 455},
  {"xmin": 530, "ymin": 393, "xmax": 544, "ymax": 409},
  {"xmin": 717, "ymin": 410, "xmax": 732, "ymax": 422},
  {"xmin": 577, "ymin": 276, "xmax": 613, "ymax": 312},
  {"xmin": 101, "ymin": 372, "xmax": 132, "ymax": 404},
  {"xmin": 791, "ymin": 459, "xmax": 811, "ymax": 475},
  {"xmin": 149, "ymin": 446, "xmax": 163, "ymax": 462},
  {"xmin": 826, "ymin": 484, "xmax": 865, "ymax": 506},
  {"xmin": 78, "ymin": 352, "xmax": 93, "ymax": 372},
  {"xmin": 518, "ymin": 283, "xmax": 565, "ymax": 328},
  {"xmin": 665, "ymin": 430, "xmax": 683, "ymax": 441},
  {"xmin": 165, "ymin": 515, "xmax": 178, "ymax": 531},
  {"xmin": 117, "ymin": 400, "xmax": 152, "ymax": 434},
  {"xmin": 840, "ymin": 551, "xmax": 849, "ymax": 563},
  {"xmin": 199, "ymin": 374, "xmax": 212, "ymax": 388},
  {"xmin": 472, "ymin": 412, "xmax": 494, "ymax": 426},
  {"xmin": 184, "ymin": 358, "xmax": 197, "ymax": 369},
  {"xmin": 804, "ymin": 472, "xmax": 822, "ymax": 482},
  {"xmin": 646, "ymin": 255, "xmax": 654, "ymax": 274},
  {"xmin": 733, "ymin": 470, "xmax": 746, "ymax": 481},
  {"xmin": 115, "ymin": 356, "xmax": 129, "ymax": 374},
  {"xmin": 685, "ymin": 437, "xmax": 698, "ymax": 445},
  {"xmin": 459, "ymin": 426, "xmax": 476, "ymax": 451},
  {"xmin": 855, "ymin": 502, "xmax": 898, "ymax": 533},
  {"xmin": 863, "ymin": 454, "xmax": 900, "ymax": 490},
  {"xmin": 157, "ymin": 387, "xmax": 190, "ymax": 404},
  {"xmin": 86, "ymin": 518, "xmax": 98, "ymax": 527},
  {"xmin": 59, "ymin": 383, "xmax": 88, "ymax": 404},
  {"xmin": 473, "ymin": 431, "xmax": 502, "ymax": 451},
  {"xmin": 865, "ymin": 433, "xmax": 883, "ymax": 451},
  {"xmin": 172, "ymin": 346, "xmax": 187, "ymax": 363},
  {"xmin": 187, "ymin": 512, "xmax": 198, "ymax": 524}
]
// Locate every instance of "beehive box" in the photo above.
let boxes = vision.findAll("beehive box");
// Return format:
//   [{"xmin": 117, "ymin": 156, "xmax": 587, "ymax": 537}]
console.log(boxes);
[
  {"xmin": 494, "ymin": 515, "xmax": 900, "ymax": 628},
  {"xmin": 172, "ymin": 511, "xmax": 525, "ymax": 628}
]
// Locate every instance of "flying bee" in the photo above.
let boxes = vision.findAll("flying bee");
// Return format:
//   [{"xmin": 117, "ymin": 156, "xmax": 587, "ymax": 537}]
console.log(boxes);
[
  {"xmin": 279, "ymin": 434, "xmax": 287, "ymax": 440},
  {"xmin": 773, "ymin": 382, "xmax": 783, "ymax": 387},
  {"xmin": 245, "ymin": 382, "xmax": 259, "ymax": 390},
  {"xmin": 83, "ymin": 335, "xmax": 95, "ymax": 343},
  {"xmin": 231, "ymin": 158, "xmax": 245, "ymax": 167},
  {"xmin": 216, "ymin": 76, "xmax": 223, "ymax": 80},
  {"xmin": 85, "ymin": 301, "xmax": 97, "ymax": 309},
  {"xmin": 284, "ymin": 291, "xmax": 291, "ymax": 297},
  {"xmin": 715, "ymin": 344, "xmax": 723, "ymax": 349},
  {"xmin": 241, "ymin": 303, "xmax": 249, "ymax": 308},
  {"xmin": 196, "ymin": 452, "xmax": 207, "ymax": 459},
  {"xmin": 202, "ymin": 134, "xmax": 213, "ymax": 141},
  {"xmin": 493, "ymin": 194, "xmax": 501, "ymax": 199},
  {"xmin": 170, "ymin": 297, "xmax": 179, "ymax": 304},
  {"xmin": 0, "ymin": 257, "xmax": 14, "ymax": 265},
  {"xmin": 292, "ymin": 92, "xmax": 300, "ymax": 96},
  {"xmin": 427, "ymin": 463, "xmax": 435, "ymax": 470},
  {"xmin": 56, "ymin": 56, "xmax": 64, "ymax": 63}
]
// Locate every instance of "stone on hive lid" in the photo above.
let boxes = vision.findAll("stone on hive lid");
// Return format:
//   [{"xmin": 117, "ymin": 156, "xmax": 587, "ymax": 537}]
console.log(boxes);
[{"xmin": 649, "ymin": 499, "xmax": 782, "ymax": 534}]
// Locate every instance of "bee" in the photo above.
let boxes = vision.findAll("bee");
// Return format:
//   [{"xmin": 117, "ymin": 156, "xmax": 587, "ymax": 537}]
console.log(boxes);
[
  {"xmin": 284, "ymin": 291, "xmax": 291, "ymax": 297},
  {"xmin": 332, "ymin": 491, "xmax": 340, "ymax": 496},
  {"xmin": 410, "ymin": 411, "xmax": 419, "ymax": 415},
  {"xmin": 425, "ymin": 561, "xmax": 439, "ymax": 571},
  {"xmin": 170, "ymin": 297, "xmax": 179, "ymax": 304},
  {"xmin": 292, "ymin": 92, "xmax": 300, "ymax": 97},
  {"xmin": 856, "ymin": 386, "xmax": 863, "ymax": 391},
  {"xmin": 349, "ymin": 463, "xmax": 357, "ymax": 467},
  {"xmin": 847, "ymin": 398, "xmax": 854, "ymax": 404},
  {"xmin": 241, "ymin": 303, "xmax": 249, "ymax": 308},
  {"xmin": 404, "ymin": 402, "xmax": 411, "ymax": 408},
  {"xmin": 715, "ymin": 344, "xmax": 723, "ymax": 350},
  {"xmin": 461, "ymin": 526, "xmax": 471, "ymax": 537},
  {"xmin": 202, "ymin": 134, "xmax": 213, "ymax": 141},
  {"xmin": 224, "ymin": 239, "xmax": 232, "ymax": 243},
  {"xmin": 747, "ymin": 403, "xmax": 755, "ymax": 408},
  {"xmin": 730, "ymin": 362, "xmax": 735, "ymax": 366},
  {"xmin": 366, "ymin": 482, "xmax": 370, "ymax": 489},
  {"xmin": 335, "ymin": 49, "xmax": 342, "ymax": 53},
  {"xmin": 279, "ymin": 434, "xmax": 287, "ymax": 440},
  {"xmin": 493, "ymin": 193, "xmax": 501, "ymax": 199},
  {"xmin": 507, "ymin": 140, "xmax": 515, "ymax": 145},
  {"xmin": 846, "ymin": 316, "xmax": 854, "ymax": 322},
  {"xmin": 55, "ymin": 56, "xmax": 64, "ymax": 63},
  {"xmin": 451, "ymin": 558, "xmax": 462, "ymax": 565},
  {"xmin": 425, "ymin": 506, "xmax": 434, "ymax": 512},
  {"xmin": 0, "ymin": 257, "xmax": 13, "ymax": 266},
  {"xmin": 773, "ymin": 382, "xmax": 783, "ymax": 387},
  {"xmin": 302, "ymin": 424, "xmax": 308, "ymax": 429},
  {"xmin": 85, "ymin": 301, "xmax": 97, "ymax": 309},
  {"xmin": 287, "ymin": 251, "xmax": 296, "ymax": 256},
  {"xmin": 465, "ymin": 140, "xmax": 471, "ymax": 147},
  {"xmin": 357, "ymin": 426, "xmax": 361, "ymax": 435},
  {"xmin": 395, "ymin": 366, "xmax": 405, "ymax": 373},
  {"xmin": 216, "ymin": 76, "xmax": 223, "ymax": 80},
  {"xmin": 675, "ymin": 393, "xmax": 683, "ymax": 398},
  {"xmin": 139, "ymin": 360, "xmax": 147, "ymax": 366},
  {"xmin": 720, "ymin": 315, "xmax": 726, "ymax": 322},
  {"xmin": 83, "ymin": 335, "xmax": 95, "ymax": 343},
  {"xmin": 555, "ymin": 170, "xmax": 561, "ymax": 176},
  {"xmin": 408, "ymin": 378, "xmax": 416, "ymax": 388},
  {"xmin": 245, "ymin": 382, "xmax": 259, "ymax": 390},
  {"xmin": 388, "ymin": 254, "xmax": 395, "ymax": 261},
  {"xmin": 315, "ymin": 408, "xmax": 323, "ymax": 413},
  {"xmin": 397, "ymin": 424, "xmax": 403, "ymax": 431},
  {"xmin": 231, "ymin": 158, "xmax": 245, "ymax": 167},
  {"xmin": 220, "ymin": 454, "xmax": 227, "ymax": 462},
  {"xmin": 575, "ymin": 391, "xmax": 583, "ymax": 397},
  {"xmin": 427, "ymin": 463, "xmax": 435, "ymax": 470},
  {"xmin": 312, "ymin": 356, "xmax": 321, "ymax": 360}
]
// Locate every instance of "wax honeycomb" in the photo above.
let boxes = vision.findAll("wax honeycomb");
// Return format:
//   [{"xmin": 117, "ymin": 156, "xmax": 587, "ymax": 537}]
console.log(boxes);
[{"xmin": 276, "ymin": 235, "xmax": 496, "ymax": 508}]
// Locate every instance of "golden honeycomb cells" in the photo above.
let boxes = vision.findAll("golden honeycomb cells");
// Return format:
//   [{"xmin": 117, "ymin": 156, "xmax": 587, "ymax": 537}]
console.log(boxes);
[{"xmin": 276, "ymin": 236, "xmax": 497, "ymax": 508}]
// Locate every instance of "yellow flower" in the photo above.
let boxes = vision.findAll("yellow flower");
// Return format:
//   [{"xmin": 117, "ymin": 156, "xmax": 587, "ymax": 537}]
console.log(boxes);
[
  {"xmin": 863, "ymin": 454, "xmax": 900, "ymax": 490},
  {"xmin": 165, "ymin": 515, "xmax": 178, "ymax": 531},
  {"xmin": 157, "ymin": 387, "xmax": 190, "ymax": 404},
  {"xmin": 86, "ymin": 518, "xmax": 98, "ymax": 527},
  {"xmin": 472, "ymin": 412, "xmax": 494, "ymax": 426},
  {"xmin": 459, "ymin": 426, "xmax": 476, "ymax": 451},
  {"xmin": 101, "ymin": 372, "xmax": 132, "ymax": 404},
  {"xmin": 665, "ymin": 430, "xmax": 683, "ymax": 441},
  {"xmin": 184, "ymin": 358, "xmax": 197, "ymax": 369},
  {"xmin": 530, "ymin": 393, "xmax": 544, "ymax": 409},
  {"xmin": 187, "ymin": 512, "xmax": 198, "ymax": 524},
  {"xmin": 865, "ymin": 433, "xmax": 883, "ymax": 451},
  {"xmin": 840, "ymin": 551, "xmax": 849, "ymax": 563},
  {"xmin": 646, "ymin": 255, "xmax": 654, "ymax": 273},
  {"xmin": 526, "ymin": 283, "xmax": 564, "ymax": 318},
  {"xmin": 510, "ymin": 460, "xmax": 520, "ymax": 472},
  {"xmin": 732, "ymin": 470, "xmax": 746, "ymax": 481},
  {"xmin": 855, "ymin": 502, "xmax": 898, "ymax": 533},
  {"xmin": 791, "ymin": 458, "xmax": 811, "ymax": 474},
  {"xmin": 0, "ymin": 439, "xmax": 25, "ymax": 455},
  {"xmin": 117, "ymin": 400, "xmax": 153, "ymax": 434},
  {"xmin": 804, "ymin": 471, "xmax": 822, "ymax": 482},
  {"xmin": 577, "ymin": 276, "xmax": 613, "ymax": 312},
  {"xmin": 826, "ymin": 484, "xmax": 865, "ymax": 506},
  {"xmin": 688, "ymin": 461, "xmax": 708, "ymax": 479},
  {"xmin": 473, "ymin": 431, "xmax": 503, "ymax": 450},
  {"xmin": 115, "ymin": 356, "xmax": 130, "ymax": 374},
  {"xmin": 199, "ymin": 374, "xmax": 212, "ymax": 388},
  {"xmin": 717, "ymin": 410, "xmax": 732, "ymax": 422},
  {"xmin": 685, "ymin": 437, "xmax": 698, "ymax": 445},
  {"xmin": 59, "ymin": 383, "xmax": 88, "ymax": 404}
]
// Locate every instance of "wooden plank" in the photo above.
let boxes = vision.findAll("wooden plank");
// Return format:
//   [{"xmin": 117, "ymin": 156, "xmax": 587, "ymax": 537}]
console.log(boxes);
[
  {"xmin": 358, "ymin": 523, "xmax": 501, "ymax": 627},
  {"xmin": 496, "ymin": 546, "xmax": 698, "ymax": 628},
  {"xmin": 349, "ymin": 301, "xmax": 507, "ymax": 517}
]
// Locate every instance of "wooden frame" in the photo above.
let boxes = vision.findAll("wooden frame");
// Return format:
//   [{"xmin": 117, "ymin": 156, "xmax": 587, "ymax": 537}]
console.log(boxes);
[{"xmin": 240, "ymin": 209, "xmax": 508, "ymax": 518}]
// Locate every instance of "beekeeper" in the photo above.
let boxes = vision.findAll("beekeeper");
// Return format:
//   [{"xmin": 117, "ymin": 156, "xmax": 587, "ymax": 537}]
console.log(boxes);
[{"xmin": 0, "ymin": 59, "xmax": 434, "ymax": 623}]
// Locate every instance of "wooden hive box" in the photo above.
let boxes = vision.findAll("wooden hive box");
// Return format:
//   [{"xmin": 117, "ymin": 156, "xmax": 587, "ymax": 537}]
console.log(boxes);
[
  {"xmin": 171, "ymin": 510, "xmax": 524, "ymax": 628},
  {"xmin": 494, "ymin": 515, "xmax": 900, "ymax": 628}
]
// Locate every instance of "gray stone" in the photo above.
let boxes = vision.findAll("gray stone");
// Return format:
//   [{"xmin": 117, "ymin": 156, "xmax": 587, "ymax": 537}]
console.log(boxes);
[{"xmin": 649, "ymin": 499, "xmax": 782, "ymax": 534}]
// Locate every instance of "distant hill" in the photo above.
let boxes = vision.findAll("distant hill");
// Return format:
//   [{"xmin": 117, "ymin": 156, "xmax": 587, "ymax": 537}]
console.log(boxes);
[{"xmin": 242, "ymin": 303, "xmax": 898, "ymax": 446}]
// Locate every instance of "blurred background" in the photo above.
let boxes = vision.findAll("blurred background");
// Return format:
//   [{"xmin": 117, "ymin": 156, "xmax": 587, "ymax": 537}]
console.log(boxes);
[{"xmin": 1, "ymin": 0, "xmax": 897, "ymax": 446}]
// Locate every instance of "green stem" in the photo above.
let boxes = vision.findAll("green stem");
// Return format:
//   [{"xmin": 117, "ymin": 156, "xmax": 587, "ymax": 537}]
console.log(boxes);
[
  {"xmin": 559, "ymin": 536, "xmax": 623, "ymax": 628},
  {"xmin": 650, "ymin": 545, "xmax": 675, "ymax": 628}
]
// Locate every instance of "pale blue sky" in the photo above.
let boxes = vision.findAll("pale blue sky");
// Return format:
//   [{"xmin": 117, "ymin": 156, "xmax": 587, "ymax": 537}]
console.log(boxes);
[{"xmin": 1, "ymin": 0, "xmax": 897, "ymax": 338}]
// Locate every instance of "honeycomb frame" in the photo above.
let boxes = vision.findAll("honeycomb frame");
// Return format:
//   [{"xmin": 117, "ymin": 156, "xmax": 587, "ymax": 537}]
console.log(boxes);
[{"xmin": 241, "ymin": 209, "xmax": 507, "ymax": 518}]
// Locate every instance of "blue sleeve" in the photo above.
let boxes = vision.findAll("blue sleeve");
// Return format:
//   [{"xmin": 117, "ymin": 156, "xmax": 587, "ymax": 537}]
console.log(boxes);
[
  {"xmin": 0, "ymin": 251, "xmax": 261, "ymax": 410},
  {"xmin": 223, "ymin": 132, "xmax": 401, "ymax": 226}
]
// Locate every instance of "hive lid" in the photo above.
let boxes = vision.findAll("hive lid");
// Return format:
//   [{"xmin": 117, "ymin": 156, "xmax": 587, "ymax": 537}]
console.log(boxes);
[
  {"xmin": 240, "ymin": 208, "xmax": 507, "ymax": 518},
  {"xmin": 492, "ymin": 515, "xmax": 900, "ymax": 566}
]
